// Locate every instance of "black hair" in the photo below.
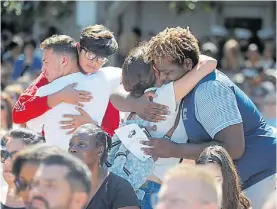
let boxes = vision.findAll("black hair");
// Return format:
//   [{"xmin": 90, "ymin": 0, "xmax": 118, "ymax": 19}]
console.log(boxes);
[
  {"xmin": 80, "ymin": 24, "xmax": 118, "ymax": 57},
  {"xmin": 73, "ymin": 123, "xmax": 112, "ymax": 166},
  {"xmin": 9, "ymin": 128, "xmax": 45, "ymax": 145},
  {"xmin": 42, "ymin": 152, "xmax": 92, "ymax": 195}
]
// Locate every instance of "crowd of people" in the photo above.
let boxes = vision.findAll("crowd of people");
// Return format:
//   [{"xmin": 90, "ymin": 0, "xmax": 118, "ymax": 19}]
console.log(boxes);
[{"xmin": 0, "ymin": 23, "xmax": 276, "ymax": 209}]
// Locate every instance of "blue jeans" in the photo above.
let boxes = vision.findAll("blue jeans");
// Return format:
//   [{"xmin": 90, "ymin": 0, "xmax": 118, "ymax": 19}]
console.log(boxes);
[{"xmin": 139, "ymin": 181, "xmax": 161, "ymax": 209}]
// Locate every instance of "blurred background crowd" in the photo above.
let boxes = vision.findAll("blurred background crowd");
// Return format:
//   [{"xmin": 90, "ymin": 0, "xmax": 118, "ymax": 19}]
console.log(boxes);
[{"xmin": 1, "ymin": 0, "xmax": 276, "ymax": 137}]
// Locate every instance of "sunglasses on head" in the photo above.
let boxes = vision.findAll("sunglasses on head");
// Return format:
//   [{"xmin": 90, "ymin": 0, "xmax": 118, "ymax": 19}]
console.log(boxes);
[{"xmin": 1, "ymin": 150, "xmax": 18, "ymax": 163}]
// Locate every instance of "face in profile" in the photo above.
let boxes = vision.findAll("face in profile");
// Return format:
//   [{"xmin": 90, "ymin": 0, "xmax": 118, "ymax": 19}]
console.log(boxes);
[
  {"xmin": 15, "ymin": 162, "xmax": 39, "ymax": 205},
  {"xmin": 42, "ymin": 49, "xmax": 63, "ymax": 82},
  {"xmin": 68, "ymin": 132, "xmax": 101, "ymax": 168},
  {"xmin": 153, "ymin": 58, "xmax": 189, "ymax": 85},
  {"xmin": 28, "ymin": 165, "xmax": 81, "ymax": 209},
  {"xmin": 2, "ymin": 138, "xmax": 25, "ymax": 185},
  {"xmin": 156, "ymin": 177, "xmax": 219, "ymax": 209}
]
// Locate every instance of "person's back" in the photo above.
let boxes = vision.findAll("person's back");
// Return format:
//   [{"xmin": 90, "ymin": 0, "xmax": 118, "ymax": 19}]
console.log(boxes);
[
  {"xmin": 27, "ymin": 67, "xmax": 121, "ymax": 150},
  {"xmin": 107, "ymin": 45, "xmax": 217, "ymax": 198},
  {"xmin": 25, "ymin": 35, "xmax": 121, "ymax": 150}
]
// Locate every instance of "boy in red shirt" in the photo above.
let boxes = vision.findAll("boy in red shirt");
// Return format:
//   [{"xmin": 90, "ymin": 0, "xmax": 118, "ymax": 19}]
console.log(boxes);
[{"xmin": 12, "ymin": 25, "xmax": 120, "ymax": 136}]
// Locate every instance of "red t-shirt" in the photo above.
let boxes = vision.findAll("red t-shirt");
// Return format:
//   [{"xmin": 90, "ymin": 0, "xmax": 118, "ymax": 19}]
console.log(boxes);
[{"xmin": 12, "ymin": 73, "xmax": 119, "ymax": 136}]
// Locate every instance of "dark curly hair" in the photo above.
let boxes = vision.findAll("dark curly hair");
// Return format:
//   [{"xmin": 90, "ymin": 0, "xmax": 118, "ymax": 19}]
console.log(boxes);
[
  {"xmin": 145, "ymin": 27, "xmax": 200, "ymax": 67},
  {"xmin": 73, "ymin": 123, "xmax": 112, "ymax": 166}
]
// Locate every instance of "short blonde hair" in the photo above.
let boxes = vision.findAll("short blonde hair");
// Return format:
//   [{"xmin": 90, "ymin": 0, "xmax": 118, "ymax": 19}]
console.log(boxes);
[{"xmin": 164, "ymin": 164, "xmax": 222, "ymax": 207}]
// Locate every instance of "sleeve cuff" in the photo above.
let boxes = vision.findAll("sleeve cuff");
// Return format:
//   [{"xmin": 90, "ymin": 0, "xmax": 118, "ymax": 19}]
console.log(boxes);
[{"xmin": 210, "ymin": 118, "xmax": 243, "ymax": 138}]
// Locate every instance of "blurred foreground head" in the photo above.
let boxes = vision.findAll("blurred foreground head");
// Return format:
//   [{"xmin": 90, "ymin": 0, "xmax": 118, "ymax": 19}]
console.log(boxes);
[
  {"xmin": 28, "ymin": 151, "xmax": 91, "ymax": 209},
  {"xmin": 155, "ymin": 164, "xmax": 222, "ymax": 209}
]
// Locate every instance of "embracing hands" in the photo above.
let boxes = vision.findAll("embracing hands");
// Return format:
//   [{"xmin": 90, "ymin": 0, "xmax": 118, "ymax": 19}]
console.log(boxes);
[
  {"xmin": 60, "ymin": 107, "xmax": 98, "ymax": 135},
  {"xmin": 135, "ymin": 91, "xmax": 170, "ymax": 122},
  {"xmin": 58, "ymin": 83, "xmax": 93, "ymax": 107},
  {"xmin": 48, "ymin": 83, "xmax": 92, "ymax": 108}
]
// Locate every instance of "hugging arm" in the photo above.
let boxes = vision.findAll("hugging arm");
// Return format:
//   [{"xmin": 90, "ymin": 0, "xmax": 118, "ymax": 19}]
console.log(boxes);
[
  {"xmin": 173, "ymin": 55, "xmax": 217, "ymax": 102},
  {"xmin": 110, "ymin": 85, "xmax": 169, "ymax": 122}
]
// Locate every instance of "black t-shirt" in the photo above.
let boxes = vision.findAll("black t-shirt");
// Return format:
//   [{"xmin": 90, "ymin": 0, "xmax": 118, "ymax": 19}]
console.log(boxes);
[
  {"xmin": 86, "ymin": 172, "xmax": 140, "ymax": 209},
  {"xmin": 0, "ymin": 202, "xmax": 25, "ymax": 209}
]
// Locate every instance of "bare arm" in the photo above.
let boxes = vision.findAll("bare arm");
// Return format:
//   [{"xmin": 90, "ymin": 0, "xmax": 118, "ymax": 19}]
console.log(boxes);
[
  {"xmin": 174, "ymin": 55, "xmax": 217, "ymax": 102},
  {"xmin": 110, "ymin": 85, "xmax": 139, "ymax": 112},
  {"xmin": 110, "ymin": 85, "xmax": 169, "ymax": 122},
  {"xmin": 172, "ymin": 123, "xmax": 245, "ymax": 160},
  {"xmin": 141, "ymin": 123, "xmax": 245, "ymax": 160}
]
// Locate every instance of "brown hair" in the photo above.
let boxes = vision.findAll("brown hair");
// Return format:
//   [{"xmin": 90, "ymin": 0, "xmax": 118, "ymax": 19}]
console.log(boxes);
[
  {"xmin": 122, "ymin": 43, "xmax": 156, "ymax": 97},
  {"xmin": 12, "ymin": 144, "xmax": 63, "ymax": 177},
  {"xmin": 40, "ymin": 35, "xmax": 77, "ymax": 59},
  {"xmin": 196, "ymin": 146, "xmax": 251, "ymax": 209},
  {"xmin": 80, "ymin": 24, "xmax": 118, "ymax": 57},
  {"xmin": 145, "ymin": 27, "xmax": 200, "ymax": 67}
]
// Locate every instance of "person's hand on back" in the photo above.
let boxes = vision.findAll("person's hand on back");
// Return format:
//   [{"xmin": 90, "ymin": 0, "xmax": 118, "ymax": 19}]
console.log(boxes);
[
  {"xmin": 48, "ymin": 83, "xmax": 92, "ymax": 108},
  {"xmin": 60, "ymin": 107, "xmax": 98, "ymax": 135},
  {"xmin": 135, "ymin": 92, "xmax": 169, "ymax": 122}
]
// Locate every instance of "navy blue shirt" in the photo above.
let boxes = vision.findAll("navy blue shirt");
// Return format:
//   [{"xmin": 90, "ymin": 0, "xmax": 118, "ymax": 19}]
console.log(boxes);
[
  {"xmin": 182, "ymin": 70, "xmax": 276, "ymax": 189},
  {"xmin": 13, "ymin": 54, "xmax": 42, "ymax": 80}
]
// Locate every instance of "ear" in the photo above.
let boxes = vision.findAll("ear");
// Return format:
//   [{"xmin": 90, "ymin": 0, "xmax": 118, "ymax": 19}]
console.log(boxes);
[
  {"xmin": 98, "ymin": 146, "xmax": 104, "ymax": 156},
  {"xmin": 61, "ymin": 56, "xmax": 69, "ymax": 67},
  {"xmin": 183, "ymin": 58, "xmax": 193, "ymax": 71},
  {"xmin": 76, "ymin": 42, "xmax": 81, "ymax": 55},
  {"xmin": 70, "ymin": 192, "xmax": 88, "ymax": 209}
]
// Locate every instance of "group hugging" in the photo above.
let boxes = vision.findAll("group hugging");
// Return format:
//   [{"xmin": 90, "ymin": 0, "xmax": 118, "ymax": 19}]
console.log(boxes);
[{"xmin": 2, "ymin": 24, "xmax": 275, "ymax": 209}]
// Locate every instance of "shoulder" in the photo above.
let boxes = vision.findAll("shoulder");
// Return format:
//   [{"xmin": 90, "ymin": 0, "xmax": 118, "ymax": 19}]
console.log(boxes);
[
  {"xmin": 106, "ymin": 172, "xmax": 137, "ymax": 195},
  {"xmin": 99, "ymin": 66, "xmax": 122, "ymax": 74},
  {"xmin": 195, "ymin": 80, "xmax": 233, "ymax": 99},
  {"xmin": 106, "ymin": 173, "xmax": 140, "ymax": 207},
  {"xmin": 108, "ymin": 172, "xmax": 133, "ymax": 189}
]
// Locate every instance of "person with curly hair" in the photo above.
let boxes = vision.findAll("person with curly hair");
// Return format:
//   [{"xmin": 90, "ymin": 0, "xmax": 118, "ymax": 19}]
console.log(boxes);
[
  {"xmin": 110, "ymin": 26, "xmax": 276, "ymax": 209},
  {"xmin": 196, "ymin": 146, "xmax": 251, "ymax": 209},
  {"xmin": 68, "ymin": 123, "xmax": 140, "ymax": 209}
]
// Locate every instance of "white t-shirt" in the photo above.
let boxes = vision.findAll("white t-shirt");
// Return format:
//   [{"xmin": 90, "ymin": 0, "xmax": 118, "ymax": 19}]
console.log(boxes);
[
  {"xmin": 27, "ymin": 67, "xmax": 122, "ymax": 150},
  {"xmin": 131, "ymin": 82, "xmax": 188, "ymax": 181}
]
